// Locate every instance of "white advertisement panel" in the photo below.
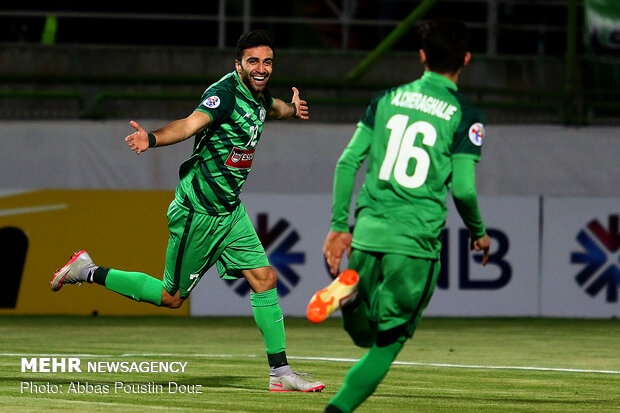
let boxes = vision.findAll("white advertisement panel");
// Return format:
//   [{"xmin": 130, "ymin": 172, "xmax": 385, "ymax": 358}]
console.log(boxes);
[
  {"xmin": 542, "ymin": 197, "xmax": 620, "ymax": 318},
  {"xmin": 426, "ymin": 196, "xmax": 540, "ymax": 316},
  {"xmin": 190, "ymin": 194, "xmax": 540, "ymax": 317}
]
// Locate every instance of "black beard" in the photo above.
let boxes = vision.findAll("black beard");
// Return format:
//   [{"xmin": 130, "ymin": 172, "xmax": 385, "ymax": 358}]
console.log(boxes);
[{"xmin": 239, "ymin": 71, "xmax": 267, "ymax": 94}]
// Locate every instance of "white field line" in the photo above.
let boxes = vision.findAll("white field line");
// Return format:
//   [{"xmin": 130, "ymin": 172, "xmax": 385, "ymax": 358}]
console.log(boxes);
[
  {"xmin": 2, "ymin": 353, "xmax": 619, "ymax": 375},
  {"xmin": 0, "ymin": 204, "xmax": 67, "ymax": 217},
  {"xmin": 288, "ymin": 356, "xmax": 620, "ymax": 375}
]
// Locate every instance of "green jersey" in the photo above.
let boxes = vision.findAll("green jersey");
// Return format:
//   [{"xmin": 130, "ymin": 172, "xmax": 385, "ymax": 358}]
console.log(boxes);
[
  {"xmin": 175, "ymin": 71, "xmax": 273, "ymax": 215},
  {"xmin": 332, "ymin": 71, "xmax": 486, "ymax": 258}
]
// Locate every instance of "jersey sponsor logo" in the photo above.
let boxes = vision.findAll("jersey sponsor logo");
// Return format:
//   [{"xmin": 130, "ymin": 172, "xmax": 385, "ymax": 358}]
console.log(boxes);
[
  {"xmin": 202, "ymin": 95, "xmax": 220, "ymax": 109},
  {"xmin": 224, "ymin": 147, "xmax": 255, "ymax": 169},
  {"xmin": 571, "ymin": 214, "xmax": 620, "ymax": 303},
  {"xmin": 225, "ymin": 213, "xmax": 305, "ymax": 297},
  {"xmin": 468, "ymin": 123, "xmax": 485, "ymax": 146}
]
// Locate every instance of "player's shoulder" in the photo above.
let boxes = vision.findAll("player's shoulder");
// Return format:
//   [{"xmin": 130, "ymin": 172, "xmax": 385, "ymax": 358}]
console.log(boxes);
[
  {"xmin": 359, "ymin": 86, "xmax": 399, "ymax": 128},
  {"xmin": 372, "ymin": 86, "xmax": 400, "ymax": 105},
  {"xmin": 197, "ymin": 72, "xmax": 237, "ymax": 116},
  {"xmin": 447, "ymin": 88, "xmax": 485, "ymax": 123},
  {"xmin": 448, "ymin": 89, "xmax": 486, "ymax": 152},
  {"xmin": 202, "ymin": 72, "xmax": 238, "ymax": 99}
]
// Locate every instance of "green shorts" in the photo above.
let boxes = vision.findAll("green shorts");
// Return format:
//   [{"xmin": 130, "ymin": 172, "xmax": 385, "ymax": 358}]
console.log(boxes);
[
  {"xmin": 347, "ymin": 248, "xmax": 440, "ymax": 339},
  {"xmin": 162, "ymin": 199, "xmax": 269, "ymax": 298}
]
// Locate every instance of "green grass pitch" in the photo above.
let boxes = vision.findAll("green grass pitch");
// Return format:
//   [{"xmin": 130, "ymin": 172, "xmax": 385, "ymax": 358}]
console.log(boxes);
[{"xmin": 1, "ymin": 316, "xmax": 618, "ymax": 412}]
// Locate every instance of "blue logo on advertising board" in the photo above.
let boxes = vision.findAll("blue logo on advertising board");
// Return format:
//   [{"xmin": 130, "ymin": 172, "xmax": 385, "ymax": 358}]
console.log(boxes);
[
  {"xmin": 225, "ymin": 213, "xmax": 305, "ymax": 297},
  {"xmin": 571, "ymin": 215, "xmax": 620, "ymax": 303}
]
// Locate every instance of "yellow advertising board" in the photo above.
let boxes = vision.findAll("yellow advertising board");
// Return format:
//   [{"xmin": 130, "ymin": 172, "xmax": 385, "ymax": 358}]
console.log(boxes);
[{"xmin": 0, "ymin": 190, "xmax": 188, "ymax": 316}]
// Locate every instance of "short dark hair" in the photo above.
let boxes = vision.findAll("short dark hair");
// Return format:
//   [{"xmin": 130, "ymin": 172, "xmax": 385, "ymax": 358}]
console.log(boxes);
[
  {"xmin": 235, "ymin": 30, "xmax": 274, "ymax": 60},
  {"xmin": 418, "ymin": 18, "xmax": 470, "ymax": 74}
]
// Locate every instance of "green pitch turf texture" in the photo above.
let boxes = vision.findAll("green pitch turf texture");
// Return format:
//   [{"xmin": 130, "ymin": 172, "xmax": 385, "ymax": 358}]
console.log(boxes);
[{"xmin": 1, "ymin": 316, "xmax": 618, "ymax": 412}]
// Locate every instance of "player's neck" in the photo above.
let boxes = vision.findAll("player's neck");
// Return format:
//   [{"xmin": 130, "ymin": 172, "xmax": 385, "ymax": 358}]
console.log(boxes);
[
  {"xmin": 426, "ymin": 69, "xmax": 461, "ymax": 85},
  {"xmin": 239, "ymin": 79, "xmax": 263, "ymax": 101}
]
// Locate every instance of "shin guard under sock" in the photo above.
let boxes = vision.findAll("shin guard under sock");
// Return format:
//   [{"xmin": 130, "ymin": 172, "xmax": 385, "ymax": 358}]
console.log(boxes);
[
  {"xmin": 98, "ymin": 268, "xmax": 163, "ymax": 306},
  {"xmin": 251, "ymin": 289, "xmax": 287, "ymax": 366}
]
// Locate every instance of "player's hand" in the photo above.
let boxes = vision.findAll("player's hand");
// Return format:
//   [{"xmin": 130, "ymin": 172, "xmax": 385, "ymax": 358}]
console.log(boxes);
[
  {"xmin": 323, "ymin": 230, "xmax": 352, "ymax": 277},
  {"xmin": 125, "ymin": 120, "xmax": 149, "ymax": 154},
  {"xmin": 291, "ymin": 87, "xmax": 309, "ymax": 120},
  {"xmin": 470, "ymin": 233, "xmax": 491, "ymax": 266}
]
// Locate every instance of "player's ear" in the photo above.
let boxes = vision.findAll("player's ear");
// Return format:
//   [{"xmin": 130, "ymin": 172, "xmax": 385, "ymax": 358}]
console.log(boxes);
[
  {"xmin": 419, "ymin": 49, "xmax": 427, "ymax": 66},
  {"xmin": 234, "ymin": 59, "xmax": 241, "ymax": 74},
  {"xmin": 463, "ymin": 51, "xmax": 471, "ymax": 67}
]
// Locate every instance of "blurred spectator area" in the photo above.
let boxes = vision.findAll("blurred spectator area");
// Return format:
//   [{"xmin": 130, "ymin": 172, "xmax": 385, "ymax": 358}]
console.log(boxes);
[{"xmin": 0, "ymin": 0, "xmax": 618, "ymax": 123}]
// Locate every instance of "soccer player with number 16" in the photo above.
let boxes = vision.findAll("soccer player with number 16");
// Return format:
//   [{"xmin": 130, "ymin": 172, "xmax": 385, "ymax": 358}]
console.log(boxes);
[{"xmin": 308, "ymin": 18, "xmax": 492, "ymax": 412}]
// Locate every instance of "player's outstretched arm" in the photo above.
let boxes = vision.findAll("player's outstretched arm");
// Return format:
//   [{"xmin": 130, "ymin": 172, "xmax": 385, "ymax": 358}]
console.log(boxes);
[
  {"xmin": 125, "ymin": 111, "xmax": 212, "ymax": 155},
  {"xmin": 323, "ymin": 231, "xmax": 352, "ymax": 277},
  {"xmin": 268, "ymin": 87, "xmax": 309, "ymax": 120}
]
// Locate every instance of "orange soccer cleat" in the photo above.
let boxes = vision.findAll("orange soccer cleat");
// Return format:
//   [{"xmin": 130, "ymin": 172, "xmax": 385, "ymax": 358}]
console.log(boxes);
[{"xmin": 306, "ymin": 269, "xmax": 359, "ymax": 324}]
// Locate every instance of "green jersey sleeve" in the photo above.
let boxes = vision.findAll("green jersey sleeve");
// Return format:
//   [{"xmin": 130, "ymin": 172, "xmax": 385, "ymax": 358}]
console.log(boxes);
[
  {"xmin": 450, "ymin": 91, "xmax": 486, "ymax": 159},
  {"xmin": 195, "ymin": 80, "xmax": 236, "ymax": 124},
  {"xmin": 451, "ymin": 156, "xmax": 486, "ymax": 238},
  {"xmin": 331, "ymin": 122, "xmax": 373, "ymax": 232}
]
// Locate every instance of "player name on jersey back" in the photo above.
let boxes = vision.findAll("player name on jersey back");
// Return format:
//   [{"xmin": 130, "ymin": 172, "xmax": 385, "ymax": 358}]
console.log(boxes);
[{"xmin": 391, "ymin": 91, "xmax": 458, "ymax": 121}]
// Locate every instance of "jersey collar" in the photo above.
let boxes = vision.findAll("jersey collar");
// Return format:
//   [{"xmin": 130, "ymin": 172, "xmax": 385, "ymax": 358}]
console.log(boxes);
[{"xmin": 422, "ymin": 71, "xmax": 458, "ymax": 91}]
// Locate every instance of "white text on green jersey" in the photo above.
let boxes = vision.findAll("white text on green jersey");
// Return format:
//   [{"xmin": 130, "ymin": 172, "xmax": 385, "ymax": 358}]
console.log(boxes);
[{"xmin": 390, "ymin": 91, "xmax": 458, "ymax": 121}]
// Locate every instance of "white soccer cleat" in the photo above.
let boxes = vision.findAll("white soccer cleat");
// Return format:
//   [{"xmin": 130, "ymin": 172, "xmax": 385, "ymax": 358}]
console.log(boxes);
[
  {"xmin": 307, "ymin": 269, "xmax": 359, "ymax": 324},
  {"xmin": 269, "ymin": 372, "xmax": 325, "ymax": 392},
  {"xmin": 50, "ymin": 250, "xmax": 93, "ymax": 292}
]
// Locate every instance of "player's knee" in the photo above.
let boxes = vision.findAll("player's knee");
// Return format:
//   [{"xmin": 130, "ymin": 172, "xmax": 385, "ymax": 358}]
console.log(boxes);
[
  {"xmin": 161, "ymin": 290, "xmax": 185, "ymax": 309},
  {"xmin": 257, "ymin": 270, "xmax": 277, "ymax": 291},
  {"xmin": 347, "ymin": 329, "xmax": 375, "ymax": 348},
  {"xmin": 342, "ymin": 300, "xmax": 375, "ymax": 347},
  {"xmin": 163, "ymin": 298, "xmax": 184, "ymax": 309},
  {"xmin": 264, "ymin": 267, "xmax": 277, "ymax": 288},
  {"xmin": 376, "ymin": 326, "xmax": 408, "ymax": 347},
  {"xmin": 344, "ymin": 318, "xmax": 375, "ymax": 348},
  {"xmin": 243, "ymin": 266, "xmax": 277, "ymax": 292}
]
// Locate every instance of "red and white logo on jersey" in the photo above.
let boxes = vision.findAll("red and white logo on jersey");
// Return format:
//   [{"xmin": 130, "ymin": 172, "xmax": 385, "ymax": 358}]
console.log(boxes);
[
  {"xmin": 225, "ymin": 147, "xmax": 255, "ymax": 169},
  {"xmin": 468, "ymin": 122, "xmax": 485, "ymax": 146}
]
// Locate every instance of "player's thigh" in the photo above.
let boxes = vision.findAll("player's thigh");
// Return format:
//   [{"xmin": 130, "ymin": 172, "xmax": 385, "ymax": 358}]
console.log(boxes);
[
  {"xmin": 341, "ymin": 249, "xmax": 382, "ymax": 345},
  {"xmin": 216, "ymin": 204, "xmax": 270, "ymax": 279},
  {"xmin": 378, "ymin": 254, "xmax": 440, "ymax": 337},
  {"xmin": 348, "ymin": 248, "xmax": 382, "ymax": 305},
  {"xmin": 163, "ymin": 200, "xmax": 228, "ymax": 298}
]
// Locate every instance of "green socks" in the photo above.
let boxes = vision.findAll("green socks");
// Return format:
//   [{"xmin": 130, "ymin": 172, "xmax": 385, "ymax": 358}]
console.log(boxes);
[
  {"xmin": 94, "ymin": 267, "xmax": 162, "ymax": 306},
  {"xmin": 329, "ymin": 339, "xmax": 405, "ymax": 413},
  {"xmin": 250, "ymin": 289, "xmax": 287, "ymax": 366}
]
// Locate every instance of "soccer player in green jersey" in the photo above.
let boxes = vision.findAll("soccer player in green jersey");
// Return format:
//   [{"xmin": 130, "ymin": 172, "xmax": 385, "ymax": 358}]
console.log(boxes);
[
  {"xmin": 50, "ymin": 30, "xmax": 324, "ymax": 392},
  {"xmin": 308, "ymin": 19, "xmax": 491, "ymax": 411}
]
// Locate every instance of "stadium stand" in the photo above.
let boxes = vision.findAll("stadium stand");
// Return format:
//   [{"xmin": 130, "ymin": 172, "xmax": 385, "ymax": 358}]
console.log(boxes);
[{"xmin": 0, "ymin": 0, "xmax": 618, "ymax": 123}]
